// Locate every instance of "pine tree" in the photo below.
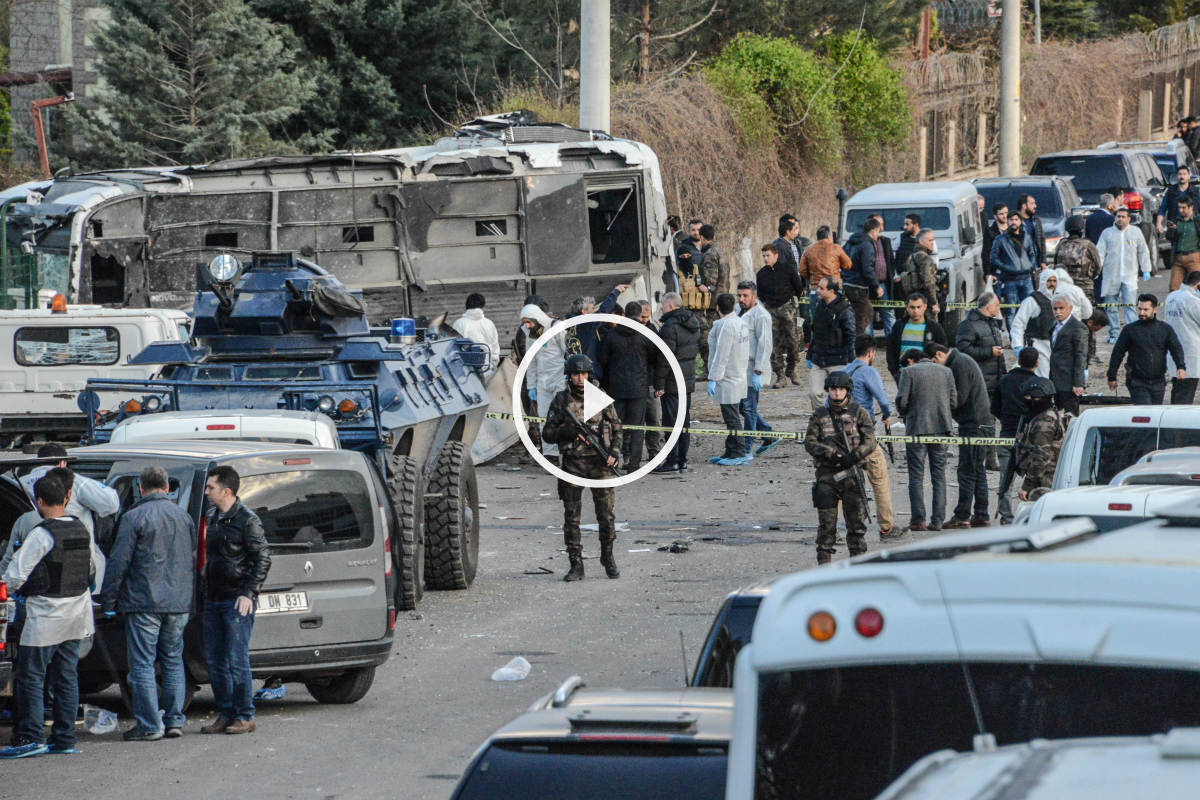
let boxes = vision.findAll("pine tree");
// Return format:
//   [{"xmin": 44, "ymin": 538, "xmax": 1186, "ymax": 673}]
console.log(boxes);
[{"xmin": 68, "ymin": 0, "xmax": 323, "ymax": 169}]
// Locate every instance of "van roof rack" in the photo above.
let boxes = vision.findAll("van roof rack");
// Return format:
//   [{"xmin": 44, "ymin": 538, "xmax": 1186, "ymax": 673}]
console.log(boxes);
[{"xmin": 551, "ymin": 675, "xmax": 585, "ymax": 708}]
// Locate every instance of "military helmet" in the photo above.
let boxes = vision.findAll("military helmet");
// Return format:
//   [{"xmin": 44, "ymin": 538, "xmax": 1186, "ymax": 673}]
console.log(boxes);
[
  {"xmin": 1065, "ymin": 214, "xmax": 1087, "ymax": 236},
  {"xmin": 564, "ymin": 354, "xmax": 593, "ymax": 375},
  {"xmin": 1020, "ymin": 376, "xmax": 1056, "ymax": 399},
  {"xmin": 824, "ymin": 371, "xmax": 855, "ymax": 391}
]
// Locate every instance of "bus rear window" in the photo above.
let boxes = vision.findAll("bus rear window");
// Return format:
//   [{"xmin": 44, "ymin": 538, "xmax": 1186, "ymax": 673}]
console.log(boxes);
[
  {"xmin": 15, "ymin": 326, "xmax": 119, "ymax": 366},
  {"xmin": 755, "ymin": 663, "xmax": 1200, "ymax": 800}
]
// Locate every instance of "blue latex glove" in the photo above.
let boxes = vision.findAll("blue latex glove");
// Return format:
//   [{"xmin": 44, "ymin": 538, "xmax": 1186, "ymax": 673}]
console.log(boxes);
[
  {"xmin": 1084, "ymin": 369, "xmax": 1089, "ymax": 382},
  {"xmin": 806, "ymin": 359, "xmax": 814, "ymax": 369},
  {"xmin": 751, "ymin": 373, "xmax": 763, "ymax": 392},
  {"xmin": 1142, "ymin": 271, "xmax": 1151, "ymax": 282},
  {"xmin": 529, "ymin": 388, "xmax": 536, "ymax": 404},
  {"xmin": 1012, "ymin": 345, "xmax": 1022, "ymax": 357},
  {"xmin": 706, "ymin": 380, "xmax": 717, "ymax": 398},
  {"xmin": 103, "ymin": 611, "xmax": 117, "ymax": 619}
]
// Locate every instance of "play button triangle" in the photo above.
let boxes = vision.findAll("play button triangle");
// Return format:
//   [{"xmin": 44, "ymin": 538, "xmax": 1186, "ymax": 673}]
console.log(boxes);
[{"xmin": 582, "ymin": 379, "xmax": 615, "ymax": 421}]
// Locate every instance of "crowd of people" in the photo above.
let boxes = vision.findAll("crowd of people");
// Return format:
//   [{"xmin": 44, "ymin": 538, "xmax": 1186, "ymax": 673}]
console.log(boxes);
[
  {"xmin": 1, "ymin": 449, "xmax": 272, "ymax": 756},
  {"xmin": 433, "ymin": 201, "xmax": 1200, "ymax": 572}
]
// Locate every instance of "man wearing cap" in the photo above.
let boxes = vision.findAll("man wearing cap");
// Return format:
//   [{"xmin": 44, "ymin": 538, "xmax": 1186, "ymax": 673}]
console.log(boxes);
[{"xmin": 541, "ymin": 354, "xmax": 623, "ymax": 582}]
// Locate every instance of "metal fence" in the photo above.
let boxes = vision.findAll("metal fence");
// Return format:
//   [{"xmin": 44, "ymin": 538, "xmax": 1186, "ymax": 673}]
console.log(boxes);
[{"xmin": 0, "ymin": 251, "xmax": 42, "ymax": 309}]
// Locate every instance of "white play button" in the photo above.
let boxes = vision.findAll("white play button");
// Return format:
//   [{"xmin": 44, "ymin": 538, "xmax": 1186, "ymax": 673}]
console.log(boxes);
[{"xmin": 582, "ymin": 378, "xmax": 615, "ymax": 422}]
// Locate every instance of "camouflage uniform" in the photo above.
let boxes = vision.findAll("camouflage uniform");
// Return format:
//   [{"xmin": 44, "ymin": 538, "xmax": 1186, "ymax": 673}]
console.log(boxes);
[
  {"xmin": 541, "ymin": 385, "xmax": 623, "ymax": 558},
  {"xmin": 1016, "ymin": 408, "xmax": 1065, "ymax": 500},
  {"xmin": 767, "ymin": 299, "xmax": 800, "ymax": 380},
  {"xmin": 697, "ymin": 243, "xmax": 730, "ymax": 370},
  {"xmin": 803, "ymin": 398, "xmax": 877, "ymax": 562},
  {"xmin": 1053, "ymin": 235, "xmax": 1101, "ymax": 285}
]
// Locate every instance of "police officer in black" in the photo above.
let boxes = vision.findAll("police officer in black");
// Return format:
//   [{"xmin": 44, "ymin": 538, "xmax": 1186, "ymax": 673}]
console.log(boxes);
[
  {"xmin": 541, "ymin": 354, "xmax": 622, "ymax": 582},
  {"xmin": 0, "ymin": 473, "xmax": 94, "ymax": 758}
]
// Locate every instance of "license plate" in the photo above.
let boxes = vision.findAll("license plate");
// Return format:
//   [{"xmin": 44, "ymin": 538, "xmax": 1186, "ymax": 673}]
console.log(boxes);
[{"xmin": 256, "ymin": 591, "xmax": 309, "ymax": 615}]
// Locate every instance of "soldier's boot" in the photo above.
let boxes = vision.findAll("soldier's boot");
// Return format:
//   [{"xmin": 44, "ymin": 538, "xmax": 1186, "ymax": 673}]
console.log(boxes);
[
  {"xmin": 600, "ymin": 542, "xmax": 620, "ymax": 579},
  {"xmin": 788, "ymin": 369, "xmax": 802, "ymax": 387},
  {"xmin": 817, "ymin": 550, "xmax": 832, "ymax": 565},
  {"xmin": 563, "ymin": 553, "xmax": 585, "ymax": 582}
]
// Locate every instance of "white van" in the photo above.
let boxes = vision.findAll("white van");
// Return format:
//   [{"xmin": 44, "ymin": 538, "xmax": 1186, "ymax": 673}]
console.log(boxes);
[
  {"xmin": 109, "ymin": 409, "xmax": 340, "ymax": 448},
  {"xmin": 1052, "ymin": 405, "xmax": 1200, "ymax": 489},
  {"xmin": 840, "ymin": 181, "xmax": 985, "ymax": 329},
  {"xmin": 725, "ymin": 517, "xmax": 1200, "ymax": 800},
  {"xmin": 876, "ymin": 730, "xmax": 1200, "ymax": 800},
  {"xmin": 1021, "ymin": 484, "xmax": 1200, "ymax": 531},
  {"xmin": 0, "ymin": 302, "xmax": 190, "ymax": 444}
]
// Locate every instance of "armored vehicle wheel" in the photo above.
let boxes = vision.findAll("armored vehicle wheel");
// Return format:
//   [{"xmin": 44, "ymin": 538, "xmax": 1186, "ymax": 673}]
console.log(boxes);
[
  {"xmin": 389, "ymin": 454, "xmax": 425, "ymax": 610},
  {"xmin": 424, "ymin": 441, "xmax": 480, "ymax": 590}
]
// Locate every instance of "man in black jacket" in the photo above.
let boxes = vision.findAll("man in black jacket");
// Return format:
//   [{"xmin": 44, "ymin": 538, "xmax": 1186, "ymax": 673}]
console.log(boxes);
[
  {"xmin": 1018, "ymin": 193, "xmax": 1047, "ymax": 269},
  {"xmin": 929, "ymin": 344, "xmax": 992, "ymax": 527},
  {"xmin": 982, "ymin": 202, "xmax": 1008, "ymax": 278},
  {"xmin": 1049, "ymin": 294, "xmax": 1089, "ymax": 417},
  {"xmin": 894, "ymin": 213, "xmax": 921, "ymax": 271},
  {"xmin": 843, "ymin": 218, "xmax": 886, "ymax": 334},
  {"xmin": 756, "ymin": 242, "xmax": 805, "ymax": 387},
  {"xmin": 956, "ymin": 292, "xmax": 1008, "ymax": 469},
  {"xmin": 886, "ymin": 293, "xmax": 947, "ymax": 383},
  {"xmin": 599, "ymin": 301, "xmax": 656, "ymax": 470},
  {"xmin": 676, "ymin": 218, "xmax": 703, "ymax": 279},
  {"xmin": 1107, "ymin": 294, "xmax": 1188, "ymax": 404},
  {"xmin": 654, "ymin": 292, "xmax": 701, "ymax": 473},
  {"xmin": 808, "ymin": 275, "xmax": 857, "ymax": 410},
  {"xmin": 200, "ymin": 466, "xmax": 271, "ymax": 736},
  {"xmin": 993, "ymin": 348, "xmax": 1039, "ymax": 523}
]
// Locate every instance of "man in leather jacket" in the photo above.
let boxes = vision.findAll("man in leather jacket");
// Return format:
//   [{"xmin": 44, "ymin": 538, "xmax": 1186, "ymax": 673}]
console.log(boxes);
[{"xmin": 200, "ymin": 466, "xmax": 271, "ymax": 735}]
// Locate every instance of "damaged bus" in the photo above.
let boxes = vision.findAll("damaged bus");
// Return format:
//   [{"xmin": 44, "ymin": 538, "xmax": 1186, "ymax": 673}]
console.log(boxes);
[{"xmin": 0, "ymin": 112, "xmax": 673, "ymax": 344}]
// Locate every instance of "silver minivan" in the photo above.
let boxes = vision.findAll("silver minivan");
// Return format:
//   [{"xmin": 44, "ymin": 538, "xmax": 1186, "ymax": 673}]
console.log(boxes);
[{"xmin": 4, "ymin": 441, "xmax": 397, "ymax": 705}]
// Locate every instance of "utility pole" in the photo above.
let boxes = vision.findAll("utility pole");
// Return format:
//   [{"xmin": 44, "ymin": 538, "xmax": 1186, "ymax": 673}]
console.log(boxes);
[
  {"xmin": 998, "ymin": 0, "xmax": 1021, "ymax": 176},
  {"xmin": 580, "ymin": 0, "xmax": 611, "ymax": 133},
  {"xmin": 1033, "ymin": 0, "xmax": 1042, "ymax": 45}
]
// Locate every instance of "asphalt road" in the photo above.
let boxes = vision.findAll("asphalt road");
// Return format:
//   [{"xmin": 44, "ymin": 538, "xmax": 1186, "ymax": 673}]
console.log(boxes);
[{"xmin": 1, "ymin": 268, "xmax": 1169, "ymax": 799}]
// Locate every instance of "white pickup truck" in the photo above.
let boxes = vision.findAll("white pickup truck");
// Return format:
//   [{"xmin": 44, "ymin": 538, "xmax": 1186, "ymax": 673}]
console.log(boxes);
[
  {"xmin": 0, "ymin": 301, "xmax": 189, "ymax": 446},
  {"xmin": 1052, "ymin": 405, "xmax": 1200, "ymax": 489}
]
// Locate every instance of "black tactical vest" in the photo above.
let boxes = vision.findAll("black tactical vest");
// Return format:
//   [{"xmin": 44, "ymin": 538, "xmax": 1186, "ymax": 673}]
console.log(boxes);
[
  {"xmin": 1025, "ymin": 292, "xmax": 1055, "ymax": 342},
  {"xmin": 21, "ymin": 517, "xmax": 92, "ymax": 599}
]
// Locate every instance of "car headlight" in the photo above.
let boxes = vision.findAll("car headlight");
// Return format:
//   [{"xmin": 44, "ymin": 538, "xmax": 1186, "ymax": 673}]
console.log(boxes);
[
  {"xmin": 144, "ymin": 396, "xmax": 162, "ymax": 412},
  {"xmin": 317, "ymin": 395, "xmax": 335, "ymax": 413}
]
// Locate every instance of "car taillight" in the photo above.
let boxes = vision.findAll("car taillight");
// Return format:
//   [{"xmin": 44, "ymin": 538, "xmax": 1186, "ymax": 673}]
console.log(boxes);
[
  {"xmin": 206, "ymin": 424, "xmax": 235, "ymax": 431},
  {"xmin": 0, "ymin": 581, "xmax": 6, "ymax": 602},
  {"xmin": 383, "ymin": 515, "xmax": 393, "ymax": 578},
  {"xmin": 1131, "ymin": 416, "xmax": 1151, "ymax": 423},
  {"xmin": 388, "ymin": 609, "xmax": 396, "ymax": 630},
  {"xmin": 1108, "ymin": 503, "xmax": 1133, "ymax": 511},
  {"xmin": 196, "ymin": 518, "xmax": 206, "ymax": 571},
  {"xmin": 1124, "ymin": 190, "xmax": 1143, "ymax": 211},
  {"xmin": 854, "ymin": 607, "xmax": 884, "ymax": 638}
]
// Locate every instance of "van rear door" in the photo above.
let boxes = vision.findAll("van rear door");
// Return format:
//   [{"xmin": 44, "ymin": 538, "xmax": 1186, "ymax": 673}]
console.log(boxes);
[{"xmin": 236, "ymin": 457, "xmax": 388, "ymax": 649}]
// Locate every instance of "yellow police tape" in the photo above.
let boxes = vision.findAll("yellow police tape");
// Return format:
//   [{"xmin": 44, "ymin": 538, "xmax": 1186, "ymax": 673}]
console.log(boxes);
[{"xmin": 485, "ymin": 411, "xmax": 1015, "ymax": 446}]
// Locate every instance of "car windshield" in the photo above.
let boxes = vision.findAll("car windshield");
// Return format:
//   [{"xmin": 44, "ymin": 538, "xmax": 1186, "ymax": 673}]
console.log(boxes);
[
  {"xmin": 1031, "ymin": 155, "xmax": 1128, "ymax": 200},
  {"xmin": 974, "ymin": 184, "xmax": 1064, "ymax": 218},
  {"xmin": 1081, "ymin": 426, "xmax": 1200, "ymax": 485},
  {"xmin": 238, "ymin": 469, "xmax": 374, "ymax": 553},
  {"xmin": 455, "ymin": 741, "xmax": 727, "ymax": 800},
  {"xmin": 754, "ymin": 663, "xmax": 1200, "ymax": 800},
  {"xmin": 846, "ymin": 206, "xmax": 952, "ymax": 232}
]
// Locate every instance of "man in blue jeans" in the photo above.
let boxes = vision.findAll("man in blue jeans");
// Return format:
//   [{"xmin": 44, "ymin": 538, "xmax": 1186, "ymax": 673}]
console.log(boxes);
[
  {"xmin": 1, "ymin": 474, "xmax": 95, "ymax": 758},
  {"xmin": 100, "ymin": 465, "xmax": 197, "ymax": 741},
  {"xmin": 990, "ymin": 210, "xmax": 1039, "ymax": 328},
  {"xmin": 200, "ymin": 466, "xmax": 271, "ymax": 735}
]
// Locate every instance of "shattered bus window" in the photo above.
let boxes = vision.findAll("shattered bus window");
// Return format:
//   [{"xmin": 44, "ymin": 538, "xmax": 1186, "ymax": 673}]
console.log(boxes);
[{"xmin": 588, "ymin": 185, "xmax": 641, "ymax": 264}]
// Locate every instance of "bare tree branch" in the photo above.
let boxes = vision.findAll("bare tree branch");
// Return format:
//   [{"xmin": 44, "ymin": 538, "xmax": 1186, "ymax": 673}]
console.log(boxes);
[
  {"xmin": 459, "ymin": 0, "xmax": 561, "ymax": 92},
  {"xmin": 650, "ymin": 0, "xmax": 718, "ymax": 41},
  {"xmin": 423, "ymin": 83, "xmax": 456, "ymax": 129},
  {"xmin": 665, "ymin": 50, "xmax": 698, "ymax": 78}
]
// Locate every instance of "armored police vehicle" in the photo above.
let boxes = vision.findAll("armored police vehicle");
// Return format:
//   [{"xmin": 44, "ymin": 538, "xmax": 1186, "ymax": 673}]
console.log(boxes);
[
  {"xmin": 79, "ymin": 250, "xmax": 491, "ymax": 609},
  {"xmin": 0, "ymin": 111, "xmax": 672, "ymax": 348}
]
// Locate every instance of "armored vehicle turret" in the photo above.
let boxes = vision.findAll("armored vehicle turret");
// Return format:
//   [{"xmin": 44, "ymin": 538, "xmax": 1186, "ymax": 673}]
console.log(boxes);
[{"xmin": 79, "ymin": 251, "xmax": 491, "ymax": 609}]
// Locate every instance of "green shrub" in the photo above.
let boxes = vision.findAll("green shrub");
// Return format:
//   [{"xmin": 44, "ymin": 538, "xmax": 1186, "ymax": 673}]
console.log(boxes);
[
  {"xmin": 703, "ymin": 33, "xmax": 842, "ymax": 167},
  {"xmin": 816, "ymin": 33, "xmax": 910, "ymax": 149}
]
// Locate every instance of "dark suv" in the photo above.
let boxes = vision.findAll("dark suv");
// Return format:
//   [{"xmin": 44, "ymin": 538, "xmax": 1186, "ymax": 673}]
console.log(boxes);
[
  {"xmin": 972, "ymin": 175, "xmax": 1082, "ymax": 260},
  {"xmin": 450, "ymin": 678, "xmax": 732, "ymax": 800},
  {"xmin": 1031, "ymin": 148, "xmax": 1167, "ymax": 264}
]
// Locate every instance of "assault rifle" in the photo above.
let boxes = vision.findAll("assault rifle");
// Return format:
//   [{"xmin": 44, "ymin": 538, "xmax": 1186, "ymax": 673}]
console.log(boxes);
[
  {"xmin": 568, "ymin": 409, "xmax": 622, "ymax": 477},
  {"xmin": 998, "ymin": 415, "xmax": 1028, "ymax": 501},
  {"xmin": 837, "ymin": 423, "xmax": 873, "ymax": 525}
]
